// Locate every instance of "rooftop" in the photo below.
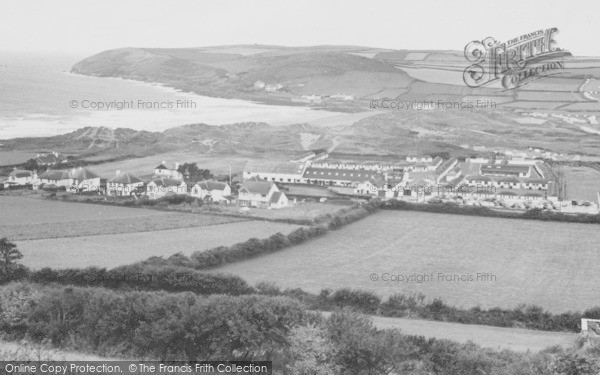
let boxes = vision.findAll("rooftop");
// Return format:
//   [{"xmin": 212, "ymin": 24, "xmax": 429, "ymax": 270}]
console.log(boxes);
[
  {"xmin": 108, "ymin": 172, "xmax": 143, "ymax": 184},
  {"xmin": 244, "ymin": 160, "xmax": 305, "ymax": 175},
  {"xmin": 240, "ymin": 180, "xmax": 274, "ymax": 195}
]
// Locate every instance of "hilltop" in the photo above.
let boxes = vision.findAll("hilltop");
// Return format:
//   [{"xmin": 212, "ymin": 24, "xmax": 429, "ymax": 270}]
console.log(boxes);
[
  {"xmin": 72, "ymin": 44, "xmax": 600, "ymax": 116},
  {"xmin": 71, "ymin": 45, "xmax": 413, "ymax": 104}
]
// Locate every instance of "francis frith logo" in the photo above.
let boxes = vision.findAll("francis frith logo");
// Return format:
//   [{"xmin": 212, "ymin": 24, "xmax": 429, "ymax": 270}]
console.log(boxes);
[{"xmin": 463, "ymin": 27, "xmax": 571, "ymax": 89}]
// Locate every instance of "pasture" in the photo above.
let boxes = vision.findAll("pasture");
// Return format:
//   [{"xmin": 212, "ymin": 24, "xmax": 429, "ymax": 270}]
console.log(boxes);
[
  {"xmin": 0, "ymin": 151, "xmax": 38, "ymax": 166},
  {"xmin": 211, "ymin": 210, "xmax": 600, "ymax": 313},
  {"xmin": 17, "ymin": 221, "xmax": 301, "ymax": 270},
  {"xmin": 0, "ymin": 196, "xmax": 302, "ymax": 269},
  {"xmin": 0, "ymin": 196, "xmax": 245, "ymax": 241}
]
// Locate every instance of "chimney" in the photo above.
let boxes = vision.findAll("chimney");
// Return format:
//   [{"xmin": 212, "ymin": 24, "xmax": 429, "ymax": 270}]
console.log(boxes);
[
  {"xmin": 116, "ymin": 170, "xmax": 121, "ymax": 176},
  {"xmin": 174, "ymin": 162, "xmax": 180, "ymax": 170},
  {"xmin": 71, "ymin": 168, "xmax": 77, "ymax": 175},
  {"xmin": 53, "ymin": 151, "xmax": 58, "ymax": 157},
  {"xmin": 162, "ymin": 160, "xmax": 166, "ymax": 165}
]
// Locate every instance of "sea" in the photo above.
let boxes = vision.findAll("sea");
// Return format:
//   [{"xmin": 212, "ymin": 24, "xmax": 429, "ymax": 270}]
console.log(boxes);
[{"xmin": 0, "ymin": 52, "xmax": 346, "ymax": 140}]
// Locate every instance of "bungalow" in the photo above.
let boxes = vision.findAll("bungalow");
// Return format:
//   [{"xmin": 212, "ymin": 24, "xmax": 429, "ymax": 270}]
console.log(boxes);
[
  {"xmin": 238, "ymin": 180, "xmax": 287, "ymax": 208},
  {"xmin": 69, "ymin": 168, "xmax": 101, "ymax": 192},
  {"xmin": 494, "ymin": 177, "xmax": 521, "ymax": 190},
  {"xmin": 445, "ymin": 166, "xmax": 462, "ymax": 182},
  {"xmin": 435, "ymin": 158, "xmax": 459, "ymax": 183},
  {"xmin": 190, "ymin": 180, "xmax": 232, "ymax": 202},
  {"xmin": 154, "ymin": 161, "xmax": 183, "ymax": 180},
  {"xmin": 427, "ymin": 157, "xmax": 443, "ymax": 171},
  {"xmin": 302, "ymin": 167, "xmax": 384, "ymax": 187},
  {"xmin": 521, "ymin": 179, "xmax": 549, "ymax": 190},
  {"xmin": 406, "ymin": 155, "xmax": 433, "ymax": 163},
  {"xmin": 107, "ymin": 170, "xmax": 144, "ymax": 196},
  {"xmin": 481, "ymin": 164, "xmax": 531, "ymax": 178},
  {"xmin": 7, "ymin": 168, "xmax": 37, "ymax": 185},
  {"xmin": 146, "ymin": 178, "xmax": 187, "ymax": 200},
  {"xmin": 243, "ymin": 160, "xmax": 306, "ymax": 183},
  {"xmin": 39, "ymin": 170, "xmax": 72, "ymax": 187}
]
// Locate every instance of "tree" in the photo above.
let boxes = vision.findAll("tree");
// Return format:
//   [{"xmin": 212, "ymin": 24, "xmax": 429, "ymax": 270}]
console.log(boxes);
[
  {"xmin": 0, "ymin": 237, "xmax": 24, "ymax": 280},
  {"xmin": 285, "ymin": 324, "xmax": 339, "ymax": 375},
  {"xmin": 177, "ymin": 163, "xmax": 212, "ymax": 184}
]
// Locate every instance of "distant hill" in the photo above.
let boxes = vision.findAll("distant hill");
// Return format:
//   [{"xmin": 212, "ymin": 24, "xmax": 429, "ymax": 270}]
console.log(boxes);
[
  {"xmin": 72, "ymin": 44, "xmax": 600, "ymax": 113},
  {"xmin": 71, "ymin": 45, "xmax": 414, "ymax": 102}
]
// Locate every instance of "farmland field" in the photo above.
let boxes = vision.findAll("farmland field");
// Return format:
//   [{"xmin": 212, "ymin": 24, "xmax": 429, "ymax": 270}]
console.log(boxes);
[
  {"xmin": 212, "ymin": 210, "xmax": 600, "ymax": 313},
  {"xmin": 562, "ymin": 166, "xmax": 600, "ymax": 202},
  {"xmin": 0, "ymin": 196, "xmax": 247, "ymax": 240},
  {"xmin": 369, "ymin": 315, "xmax": 576, "ymax": 352},
  {"xmin": 18, "ymin": 221, "xmax": 302, "ymax": 270},
  {"xmin": 0, "ymin": 151, "xmax": 38, "ymax": 166},
  {"xmin": 203, "ymin": 201, "xmax": 350, "ymax": 221}
]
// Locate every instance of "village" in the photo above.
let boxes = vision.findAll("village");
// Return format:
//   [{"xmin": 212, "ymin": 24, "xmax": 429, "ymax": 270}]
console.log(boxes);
[{"xmin": 1, "ymin": 148, "xmax": 598, "ymax": 214}]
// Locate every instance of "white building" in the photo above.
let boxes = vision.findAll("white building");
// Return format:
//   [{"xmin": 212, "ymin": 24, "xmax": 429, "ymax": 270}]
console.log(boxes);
[
  {"xmin": 146, "ymin": 178, "xmax": 187, "ymax": 200},
  {"xmin": 190, "ymin": 180, "xmax": 232, "ymax": 202},
  {"xmin": 406, "ymin": 155, "xmax": 433, "ymax": 163},
  {"xmin": 243, "ymin": 160, "xmax": 306, "ymax": 183},
  {"xmin": 69, "ymin": 167, "xmax": 101, "ymax": 192},
  {"xmin": 154, "ymin": 161, "xmax": 183, "ymax": 180},
  {"xmin": 38, "ymin": 170, "xmax": 72, "ymax": 187},
  {"xmin": 107, "ymin": 170, "xmax": 144, "ymax": 196},
  {"xmin": 7, "ymin": 169, "xmax": 37, "ymax": 185},
  {"xmin": 238, "ymin": 180, "xmax": 287, "ymax": 208}
]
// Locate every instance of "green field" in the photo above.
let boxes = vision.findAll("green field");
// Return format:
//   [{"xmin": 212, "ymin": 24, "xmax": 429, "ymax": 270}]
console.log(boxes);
[
  {"xmin": 211, "ymin": 210, "xmax": 600, "ymax": 313},
  {"xmin": 18, "ymin": 221, "xmax": 301, "ymax": 270},
  {"xmin": 0, "ymin": 151, "xmax": 38, "ymax": 166},
  {"xmin": 369, "ymin": 315, "xmax": 576, "ymax": 352},
  {"xmin": 0, "ymin": 196, "xmax": 247, "ymax": 241},
  {"xmin": 0, "ymin": 196, "xmax": 302, "ymax": 269}
]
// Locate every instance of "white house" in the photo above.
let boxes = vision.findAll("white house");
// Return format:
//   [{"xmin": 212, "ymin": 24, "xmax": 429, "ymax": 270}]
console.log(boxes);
[
  {"xmin": 107, "ymin": 170, "xmax": 144, "ymax": 196},
  {"xmin": 146, "ymin": 178, "xmax": 187, "ymax": 199},
  {"xmin": 38, "ymin": 170, "xmax": 72, "ymax": 187},
  {"xmin": 190, "ymin": 180, "xmax": 232, "ymax": 202},
  {"xmin": 268, "ymin": 191, "xmax": 289, "ymax": 209},
  {"xmin": 69, "ymin": 167, "xmax": 101, "ymax": 192},
  {"xmin": 154, "ymin": 161, "xmax": 183, "ymax": 180},
  {"xmin": 7, "ymin": 169, "xmax": 37, "ymax": 185},
  {"xmin": 238, "ymin": 180, "xmax": 287, "ymax": 208}
]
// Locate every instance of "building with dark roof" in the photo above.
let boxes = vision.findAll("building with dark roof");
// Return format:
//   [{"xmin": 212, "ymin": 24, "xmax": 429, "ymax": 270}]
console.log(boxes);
[
  {"xmin": 238, "ymin": 180, "xmax": 287, "ymax": 208},
  {"xmin": 107, "ymin": 171, "xmax": 144, "ymax": 196},
  {"xmin": 39, "ymin": 170, "xmax": 71, "ymax": 187},
  {"xmin": 7, "ymin": 169, "xmax": 37, "ymax": 185},
  {"xmin": 146, "ymin": 178, "xmax": 187, "ymax": 199},
  {"xmin": 191, "ymin": 180, "xmax": 232, "ymax": 202},
  {"xmin": 302, "ymin": 167, "xmax": 385, "ymax": 187},
  {"xmin": 154, "ymin": 161, "xmax": 183, "ymax": 180},
  {"xmin": 481, "ymin": 164, "xmax": 531, "ymax": 178}
]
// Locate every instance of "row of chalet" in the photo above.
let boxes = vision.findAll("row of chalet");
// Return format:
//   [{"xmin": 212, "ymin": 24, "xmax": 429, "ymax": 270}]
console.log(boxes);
[{"xmin": 2, "ymin": 160, "xmax": 290, "ymax": 209}]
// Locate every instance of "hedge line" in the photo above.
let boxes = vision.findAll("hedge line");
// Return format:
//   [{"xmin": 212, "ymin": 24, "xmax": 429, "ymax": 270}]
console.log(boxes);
[
  {"xmin": 268, "ymin": 286, "xmax": 599, "ymax": 333},
  {"xmin": 135, "ymin": 200, "xmax": 383, "ymax": 270},
  {"xmin": 0, "ymin": 282, "xmax": 309, "ymax": 361},
  {"xmin": 5, "ymin": 264, "xmax": 597, "ymax": 333},
  {"xmin": 26, "ymin": 264, "xmax": 255, "ymax": 296}
]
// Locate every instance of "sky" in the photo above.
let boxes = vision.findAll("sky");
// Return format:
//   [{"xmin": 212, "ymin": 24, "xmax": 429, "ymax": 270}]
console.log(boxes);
[{"xmin": 0, "ymin": 0, "xmax": 598, "ymax": 57}]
